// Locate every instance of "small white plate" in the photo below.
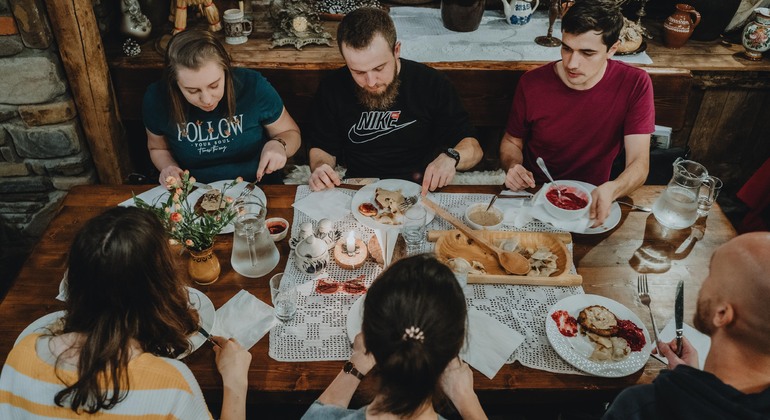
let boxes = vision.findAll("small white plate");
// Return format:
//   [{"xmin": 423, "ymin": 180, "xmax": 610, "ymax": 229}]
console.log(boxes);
[
  {"xmin": 346, "ymin": 295, "xmax": 366, "ymax": 343},
  {"xmin": 17, "ymin": 287, "xmax": 216, "ymax": 359},
  {"xmin": 545, "ymin": 294, "xmax": 652, "ymax": 377},
  {"xmin": 186, "ymin": 180, "xmax": 267, "ymax": 235},
  {"xmin": 351, "ymin": 179, "xmax": 435, "ymax": 230}
]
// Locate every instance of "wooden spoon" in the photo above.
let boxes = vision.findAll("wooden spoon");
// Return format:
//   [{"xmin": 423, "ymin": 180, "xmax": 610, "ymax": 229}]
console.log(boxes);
[{"xmin": 421, "ymin": 197, "xmax": 530, "ymax": 275}]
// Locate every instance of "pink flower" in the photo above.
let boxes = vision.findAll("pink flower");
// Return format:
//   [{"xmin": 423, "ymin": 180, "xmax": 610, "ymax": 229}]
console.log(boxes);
[
  {"xmin": 174, "ymin": 203, "xmax": 181, "ymax": 211},
  {"xmin": 185, "ymin": 239, "xmax": 194, "ymax": 247},
  {"xmin": 165, "ymin": 176, "xmax": 178, "ymax": 189},
  {"xmin": 164, "ymin": 207, "xmax": 171, "ymax": 213},
  {"xmin": 189, "ymin": 176, "xmax": 197, "ymax": 184},
  {"xmin": 184, "ymin": 169, "xmax": 190, "ymax": 175},
  {"xmin": 175, "ymin": 188, "xmax": 183, "ymax": 195},
  {"xmin": 169, "ymin": 239, "xmax": 179, "ymax": 245},
  {"xmin": 170, "ymin": 212, "xmax": 183, "ymax": 223},
  {"xmin": 235, "ymin": 176, "xmax": 244, "ymax": 183},
  {"xmin": 225, "ymin": 196, "xmax": 234, "ymax": 203},
  {"xmin": 172, "ymin": 193, "xmax": 180, "ymax": 203}
]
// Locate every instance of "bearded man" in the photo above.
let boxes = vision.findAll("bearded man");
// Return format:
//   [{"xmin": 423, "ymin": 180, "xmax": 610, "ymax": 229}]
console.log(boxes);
[
  {"xmin": 307, "ymin": 8, "xmax": 483, "ymax": 195},
  {"xmin": 603, "ymin": 232, "xmax": 770, "ymax": 419}
]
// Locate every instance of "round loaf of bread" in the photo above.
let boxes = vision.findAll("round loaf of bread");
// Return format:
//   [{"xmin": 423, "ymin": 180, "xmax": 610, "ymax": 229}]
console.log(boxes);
[{"xmin": 578, "ymin": 305, "xmax": 619, "ymax": 337}]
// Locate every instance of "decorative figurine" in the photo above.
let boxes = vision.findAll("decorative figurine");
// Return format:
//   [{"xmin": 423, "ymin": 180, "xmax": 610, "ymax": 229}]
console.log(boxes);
[
  {"xmin": 269, "ymin": 0, "xmax": 332, "ymax": 50},
  {"xmin": 169, "ymin": 0, "xmax": 222, "ymax": 35},
  {"xmin": 120, "ymin": 0, "xmax": 152, "ymax": 40},
  {"xmin": 534, "ymin": 0, "xmax": 573, "ymax": 47}
]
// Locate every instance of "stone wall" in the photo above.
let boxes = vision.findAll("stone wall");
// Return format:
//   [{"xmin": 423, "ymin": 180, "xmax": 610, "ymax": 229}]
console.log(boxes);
[{"xmin": 0, "ymin": 0, "xmax": 95, "ymax": 286}]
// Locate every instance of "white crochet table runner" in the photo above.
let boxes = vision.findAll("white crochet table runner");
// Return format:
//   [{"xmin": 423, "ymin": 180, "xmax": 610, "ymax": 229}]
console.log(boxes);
[
  {"xmin": 269, "ymin": 186, "xmax": 586, "ymax": 375},
  {"xmin": 390, "ymin": 7, "xmax": 653, "ymax": 65}
]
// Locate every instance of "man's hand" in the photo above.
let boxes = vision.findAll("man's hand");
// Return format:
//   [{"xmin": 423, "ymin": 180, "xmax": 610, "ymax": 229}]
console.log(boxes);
[
  {"xmin": 309, "ymin": 163, "xmax": 341, "ymax": 191},
  {"xmin": 656, "ymin": 337, "xmax": 699, "ymax": 370},
  {"xmin": 351, "ymin": 333, "xmax": 376, "ymax": 376},
  {"xmin": 257, "ymin": 140, "xmax": 288, "ymax": 181},
  {"xmin": 589, "ymin": 183, "xmax": 616, "ymax": 227},
  {"xmin": 504, "ymin": 164, "xmax": 536, "ymax": 191},
  {"xmin": 422, "ymin": 154, "xmax": 456, "ymax": 195},
  {"xmin": 159, "ymin": 166, "xmax": 184, "ymax": 187}
]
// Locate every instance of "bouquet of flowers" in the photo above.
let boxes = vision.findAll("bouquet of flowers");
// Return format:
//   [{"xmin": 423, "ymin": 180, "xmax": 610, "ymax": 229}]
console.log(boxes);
[{"xmin": 134, "ymin": 171, "xmax": 242, "ymax": 252}]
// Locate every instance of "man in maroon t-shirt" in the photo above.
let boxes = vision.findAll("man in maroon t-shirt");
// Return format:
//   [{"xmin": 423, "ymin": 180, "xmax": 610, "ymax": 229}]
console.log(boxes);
[{"xmin": 500, "ymin": 0, "xmax": 655, "ymax": 226}]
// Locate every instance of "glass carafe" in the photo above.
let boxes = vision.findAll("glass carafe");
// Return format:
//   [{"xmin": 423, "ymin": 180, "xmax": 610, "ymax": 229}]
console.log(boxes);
[
  {"xmin": 231, "ymin": 200, "xmax": 279, "ymax": 278},
  {"xmin": 652, "ymin": 158, "xmax": 715, "ymax": 229}
]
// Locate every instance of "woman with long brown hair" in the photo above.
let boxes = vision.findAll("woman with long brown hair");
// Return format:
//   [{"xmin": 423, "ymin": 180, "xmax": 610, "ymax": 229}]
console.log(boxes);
[{"xmin": 0, "ymin": 207, "xmax": 251, "ymax": 418}]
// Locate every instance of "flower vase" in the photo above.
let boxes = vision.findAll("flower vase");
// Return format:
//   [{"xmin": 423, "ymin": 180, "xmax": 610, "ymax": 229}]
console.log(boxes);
[
  {"xmin": 189, "ymin": 247, "xmax": 220, "ymax": 285},
  {"xmin": 742, "ymin": 8, "xmax": 770, "ymax": 61}
]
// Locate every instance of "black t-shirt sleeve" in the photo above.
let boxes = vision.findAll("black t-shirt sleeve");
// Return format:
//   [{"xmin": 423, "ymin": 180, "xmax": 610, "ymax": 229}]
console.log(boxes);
[
  {"xmin": 307, "ymin": 72, "xmax": 345, "ymax": 158},
  {"xmin": 429, "ymin": 71, "xmax": 477, "ymax": 147}
]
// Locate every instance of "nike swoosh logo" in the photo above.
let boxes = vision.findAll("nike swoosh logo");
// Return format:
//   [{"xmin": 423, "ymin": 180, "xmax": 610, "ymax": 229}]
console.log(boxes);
[{"xmin": 348, "ymin": 120, "xmax": 416, "ymax": 144}]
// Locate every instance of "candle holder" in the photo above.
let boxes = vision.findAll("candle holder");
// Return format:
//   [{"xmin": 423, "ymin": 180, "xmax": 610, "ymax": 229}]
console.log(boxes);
[
  {"xmin": 333, "ymin": 238, "xmax": 368, "ymax": 270},
  {"xmin": 534, "ymin": 0, "xmax": 574, "ymax": 47}
]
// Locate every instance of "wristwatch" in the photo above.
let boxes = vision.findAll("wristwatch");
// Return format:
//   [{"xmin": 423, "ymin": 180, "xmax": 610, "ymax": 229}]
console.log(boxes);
[
  {"xmin": 443, "ymin": 148, "xmax": 461, "ymax": 167},
  {"xmin": 343, "ymin": 361, "xmax": 365, "ymax": 380},
  {"xmin": 270, "ymin": 137, "xmax": 287, "ymax": 150}
]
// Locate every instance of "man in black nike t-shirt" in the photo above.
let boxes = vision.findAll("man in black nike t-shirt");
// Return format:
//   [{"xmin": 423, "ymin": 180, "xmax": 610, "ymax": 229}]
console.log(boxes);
[{"xmin": 307, "ymin": 8, "xmax": 483, "ymax": 195}]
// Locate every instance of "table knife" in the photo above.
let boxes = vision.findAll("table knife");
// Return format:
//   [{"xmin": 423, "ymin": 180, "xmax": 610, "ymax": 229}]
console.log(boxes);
[
  {"xmin": 675, "ymin": 280, "xmax": 684, "ymax": 357},
  {"xmin": 198, "ymin": 326, "xmax": 219, "ymax": 347}
]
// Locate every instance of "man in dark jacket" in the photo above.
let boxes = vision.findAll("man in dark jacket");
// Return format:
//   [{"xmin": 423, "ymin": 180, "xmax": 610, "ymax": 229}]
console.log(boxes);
[{"xmin": 604, "ymin": 232, "xmax": 770, "ymax": 419}]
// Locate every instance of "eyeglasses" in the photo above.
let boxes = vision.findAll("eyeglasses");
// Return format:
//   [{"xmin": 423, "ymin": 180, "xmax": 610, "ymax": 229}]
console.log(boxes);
[{"xmin": 315, "ymin": 274, "xmax": 367, "ymax": 295}]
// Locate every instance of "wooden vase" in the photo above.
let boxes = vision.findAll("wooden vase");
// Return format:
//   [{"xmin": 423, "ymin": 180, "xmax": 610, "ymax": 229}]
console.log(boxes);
[
  {"xmin": 663, "ymin": 4, "xmax": 701, "ymax": 49},
  {"xmin": 188, "ymin": 246, "xmax": 220, "ymax": 285}
]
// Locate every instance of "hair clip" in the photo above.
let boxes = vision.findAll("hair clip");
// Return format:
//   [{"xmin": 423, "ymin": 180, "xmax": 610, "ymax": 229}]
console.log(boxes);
[{"xmin": 402, "ymin": 326, "xmax": 425, "ymax": 343}]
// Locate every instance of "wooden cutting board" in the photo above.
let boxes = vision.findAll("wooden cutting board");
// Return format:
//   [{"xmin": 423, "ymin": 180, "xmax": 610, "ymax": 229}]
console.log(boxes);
[{"xmin": 429, "ymin": 230, "xmax": 582, "ymax": 286}]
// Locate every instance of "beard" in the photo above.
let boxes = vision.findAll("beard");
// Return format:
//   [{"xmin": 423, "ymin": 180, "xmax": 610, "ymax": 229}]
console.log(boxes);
[
  {"xmin": 693, "ymin": 295, "xmax": 714, "ymax": 336},
  {"xmin": 354, "ymin": 67, "xmax": 401, "ymax": 111}
]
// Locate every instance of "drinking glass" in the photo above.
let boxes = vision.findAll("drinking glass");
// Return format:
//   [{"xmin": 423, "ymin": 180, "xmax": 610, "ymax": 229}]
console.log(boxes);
[
  {"xmin": 269, "ymin": 273, "xmax": 298, "ymax": 322},
  {"xmin": 402, "ymin": 205, "xmax": 427, "ymax": 251},
  {"xmin": 697, "ymin": 176, "xmax": 722, "ymax": 217}
]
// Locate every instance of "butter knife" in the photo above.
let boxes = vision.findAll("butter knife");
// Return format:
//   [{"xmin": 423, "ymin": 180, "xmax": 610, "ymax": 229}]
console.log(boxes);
[
  {"xmin": 198, "ymin": 326, "xmax": 220, "ymax": 347},
  {"xmin": 675, "ymin": 280, "xmax": 684, "ymax": 357}
]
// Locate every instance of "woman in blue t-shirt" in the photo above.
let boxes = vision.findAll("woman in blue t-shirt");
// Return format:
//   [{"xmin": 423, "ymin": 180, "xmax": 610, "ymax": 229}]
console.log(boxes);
[{"xmin": 143, "ymin": 30, "xmax": 301, "ymax": 184}]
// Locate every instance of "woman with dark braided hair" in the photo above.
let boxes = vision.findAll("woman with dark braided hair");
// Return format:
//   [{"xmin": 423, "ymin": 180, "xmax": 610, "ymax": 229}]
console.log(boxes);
[
  {"xmin": 0, "ymin": 207, "xmax": 251, "ymax": 419},
  {"xmin": 303, "ymin": 254, "xmax": 487, "ymax": 419}
]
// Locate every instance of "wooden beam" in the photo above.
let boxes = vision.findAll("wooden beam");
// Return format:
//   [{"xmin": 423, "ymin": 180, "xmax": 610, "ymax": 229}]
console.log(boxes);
[{"xmin": 43, "ymin": 0, "xmax": 131, "ymax": 184}]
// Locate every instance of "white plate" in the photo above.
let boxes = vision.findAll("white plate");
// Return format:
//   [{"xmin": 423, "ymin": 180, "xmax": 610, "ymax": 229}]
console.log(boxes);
[
  {"xmin": 17, "ymin": 287, "xmax": 216, "ymax": 360},
  {"xmin": 186, "ymin": 180, "xmax": 267, "ymax": 235},
  {"xmin": 534, "ymin": 181, "xmax": 621, "ymax": 234},
  {"xmin": 351, "ymin": 179, "xmax": 435, "ymax": 230},
  {"xmin": 346, "ymin": 295, "xmax": 366, "ymax": 343},
  {"xmin": 545, "ymin": 294, "xmax": 652, "ymax": 377}
]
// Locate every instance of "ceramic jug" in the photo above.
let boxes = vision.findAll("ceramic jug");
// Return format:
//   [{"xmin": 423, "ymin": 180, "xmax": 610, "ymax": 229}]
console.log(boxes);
[
  {"xmin": 502, "ymin": 0, "xmax": 540, "ymax": 26},
  {"xmin": 663, "ymin": 4, "xmax": 701, "ymax": 49},
  {"xmin": 231, "ymin": 200, "xmax": 279, "ymax": 278},
  {"xmin": 652, "ymin": 158, "xmax": 716, "ymax": 230},
  {"xmin": 742, "ymin": 8, "xmax": 770, "ymax": 61},
  {"xmin": 441, "ymin": 0, "xmax": 485, "ymax": 32}
]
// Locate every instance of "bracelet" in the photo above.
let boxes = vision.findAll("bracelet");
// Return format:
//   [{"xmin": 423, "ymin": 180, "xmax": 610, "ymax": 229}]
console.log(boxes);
[{"xmin": 270, "ymin": 137, "xmax": 287, "ymax": 150}]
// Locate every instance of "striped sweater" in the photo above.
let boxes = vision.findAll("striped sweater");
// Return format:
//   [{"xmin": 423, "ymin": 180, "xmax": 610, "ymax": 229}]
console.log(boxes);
[{"xmin": 0, "ymin": 334, "xmax": 213, "ymax": 419}]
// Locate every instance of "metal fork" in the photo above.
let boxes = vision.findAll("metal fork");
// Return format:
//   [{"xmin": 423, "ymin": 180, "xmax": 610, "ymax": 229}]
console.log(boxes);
[
  {"xmin": 398, "ymin": 195, "xmax": 418, "ymax": 212},
  {"xmin": 637, "ymin": 274, "xmax": 661, "ymax": 351},
  {"xmin": 235, "ymin": 182, "xmax": 256, "ymax": 203}
]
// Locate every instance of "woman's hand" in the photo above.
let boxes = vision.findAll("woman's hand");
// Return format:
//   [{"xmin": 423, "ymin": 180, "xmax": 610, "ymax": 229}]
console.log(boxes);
[
  {"xmin": 159, "ymin": 165, "xmax": 184, "ymax": 187},
  {"xmin": 440, "ymin": 358, "xmax": 487, "ymax": 420},
  {"xmin": 257, "ymin": 139, "xmax": 288, "ymax": 181},
  {"xmin": 212, "ymin": 336, "xmax": 252, "ymax": 388}
]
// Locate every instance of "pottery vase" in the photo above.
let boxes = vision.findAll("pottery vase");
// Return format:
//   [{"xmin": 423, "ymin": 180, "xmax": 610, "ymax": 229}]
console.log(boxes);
[
  {"xmin": 742, "ymin": 8, "xmax": 770, "ymax": 61},
  {"xmin": 189, "ymin": 247, "xmax": 221, "ymax": 285},
  {"xmin": 441, "ymin": 0, "xmax": 486, "ymax": 32},
  {"xmin": 663, "ymin": 4, "xmax": 701, "ymax": 49}
]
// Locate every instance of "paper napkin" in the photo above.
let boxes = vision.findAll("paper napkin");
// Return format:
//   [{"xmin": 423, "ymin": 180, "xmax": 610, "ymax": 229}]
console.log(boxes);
[
  {"xmin": 460, "ymin": 308, "xmax": 525, "ymax": 379},
  {"xmin": 212, "ymin": 290, "xmax": 279, "ymax": 350},
  {"xmin": 652, "ymin": 319, "xmax": 711, "ymax": 369},
  {"xmin": 292, "ymin": 189, "xmax": 352, "ymax": 222},
  {"xmin": 373, "ymin": 228, "xmax": 399, "ymax": 267},
  {"xmin": 118, "ymin": 185, "xmax": 171, "ymax": 208}
]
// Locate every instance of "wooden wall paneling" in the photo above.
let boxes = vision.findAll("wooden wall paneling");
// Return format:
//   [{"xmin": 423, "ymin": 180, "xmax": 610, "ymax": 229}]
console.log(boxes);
[
  {"xmin": 43, "ymin": 0, "xmax": 131, "ymax": 184},
  {"xmin": 646, "ymin": 68, "xmax": 692, "ymax": 130},
  {"xmin": 743, "ymin": 91, "xmax": 770, "ymax": 182},
  {"xmin": 689, "ymin": 89, "xmax": 730, "ymax": 163},
  {"xmin": 673, "ymin": 87, "xmax": 704, "ymax": 149}
]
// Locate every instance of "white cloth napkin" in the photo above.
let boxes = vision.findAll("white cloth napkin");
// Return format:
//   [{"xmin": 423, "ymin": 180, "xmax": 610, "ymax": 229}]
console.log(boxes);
[
  {"xmin": 292, "ymin": 189, "xmax": 352, "ymax": 222},
  {"xmin": 212, "ymin": 290, "xmax": 279, "ymax": 350},
  {"xmin": 118, "ymin": 185, "xmax": 170, "ymax": 208},
  {"xmin": 460, "ymin": 308, "xmax": 525, "ymax": 379},
  {"xmin": 652, "ymin": 320, "xmax": 711, "ymax": 369},
  {"xmin": 373, "ymin": 228, "xmax": 399, "ymax": 267}
]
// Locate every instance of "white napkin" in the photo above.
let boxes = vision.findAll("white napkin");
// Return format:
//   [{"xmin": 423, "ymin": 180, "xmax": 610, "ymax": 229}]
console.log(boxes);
[
  {"xmin": 373, "ymin": 228, "xmax": 399, "ymax": 267},
  {"xmin": 212, "ymin": 290, "xmax": 279, "ymax": 350},
  {"xmin": 460, "ymin": 308, "xmax": 525, "ymax": 379},
  {"xmin": 118, "ymin": 185, "xmax": 170, "ymax": 208},
  {"xmin": 652, "ymin": 320, "xmax": 711, "ymax": 369},
  {"xmin": 519, "ymin": 184, "xmax": 592, "ymax": 232},
  {"xmin": 292, "ymin": 189, "xmax": 352, "ymax": 222}
]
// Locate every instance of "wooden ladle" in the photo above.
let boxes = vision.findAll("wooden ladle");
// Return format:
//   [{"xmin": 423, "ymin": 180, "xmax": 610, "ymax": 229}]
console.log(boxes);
[{"xmin": 421, "ymin": 197, "xmax": 530, "ymax": 275}]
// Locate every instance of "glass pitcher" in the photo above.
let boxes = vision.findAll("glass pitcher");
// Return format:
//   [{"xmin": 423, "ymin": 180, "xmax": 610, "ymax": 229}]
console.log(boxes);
[
  {"xmin": 652, "ymin": 158, "xmax": 717, "ymax": 229},
  {"xmin": 231, "ymin": 199, "xmax": 279, "ymax": 278}
]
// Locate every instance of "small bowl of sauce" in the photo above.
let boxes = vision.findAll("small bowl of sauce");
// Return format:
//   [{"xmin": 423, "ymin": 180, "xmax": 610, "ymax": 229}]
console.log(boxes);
[
  {"xmin": 464, "ymin": 203, "xmax": 504, "ymax": 230},
  {"xmin": 266, "ymin": 217, "xmax": 289, "ymax": 242}
]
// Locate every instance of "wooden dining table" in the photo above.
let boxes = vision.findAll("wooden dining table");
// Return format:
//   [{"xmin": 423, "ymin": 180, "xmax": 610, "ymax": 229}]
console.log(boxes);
[{"xmin": 0, "ymin": 184, "xmax": 736, "ymax": 408}]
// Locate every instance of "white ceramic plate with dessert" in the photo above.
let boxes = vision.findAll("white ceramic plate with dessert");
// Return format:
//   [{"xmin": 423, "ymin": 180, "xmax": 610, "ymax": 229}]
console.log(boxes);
[
  {"xmin": 186, "ymin": 180, "xmax": 267, "ymax": 235},
  {"xmin": 545, "ymin": 294, "xmax": 652, "ymax": 377},
  {"xmin": 351, "ymin": 179, "xmax": 435, "ymax": 231}
]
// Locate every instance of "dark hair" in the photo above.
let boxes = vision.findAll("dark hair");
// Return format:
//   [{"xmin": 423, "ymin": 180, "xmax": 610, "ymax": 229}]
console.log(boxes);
[
  {"xmin": 55, "ymin": 207, "xmax": 199, "ymax": 413},
  {"xmin": 561, "ymin": 0, "xmax": 624, "ymax": 50},
  {"xmin": 163, "ymin": 30, "xmax": 236, "ymax": 126},
  {"xmin": 363, "ymin": 254, "xmax": 467, "ymax": 417},
  {"xmin": 337, "ymin": 7, "xmax": 397, "ymax": 53}
]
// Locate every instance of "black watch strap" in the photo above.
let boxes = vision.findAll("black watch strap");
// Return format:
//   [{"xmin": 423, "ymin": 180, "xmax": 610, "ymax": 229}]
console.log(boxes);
[
  {"xmin": 443, "ymin": 148, "xmax": 460, "ymax": 167},
  {"xmin": 343, "ymin": 361, "xmax": 365, "ymax": 380}
]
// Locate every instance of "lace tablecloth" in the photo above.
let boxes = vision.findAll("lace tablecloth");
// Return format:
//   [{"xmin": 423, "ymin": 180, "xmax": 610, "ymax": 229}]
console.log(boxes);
[
  {"xmin": 390, "ymin": 7, "xmax": 653, "ymax": 65},
  {"xmin": 269, "ymin": 186, "xmax": 586, "ymax": 375}
]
